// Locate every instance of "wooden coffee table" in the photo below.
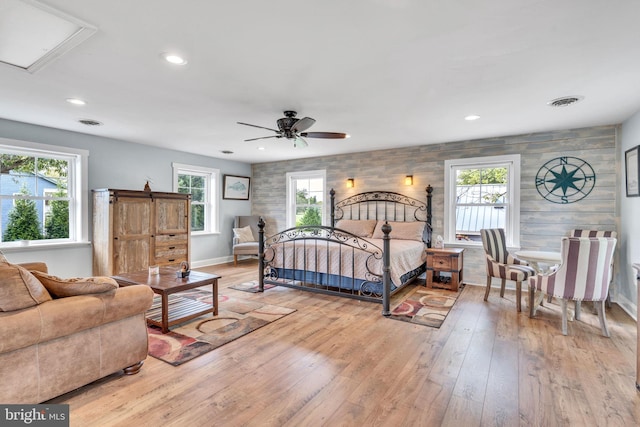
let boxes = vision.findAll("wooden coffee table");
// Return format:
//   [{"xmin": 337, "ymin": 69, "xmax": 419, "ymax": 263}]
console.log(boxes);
[{"xmin": 113, "ymin": 268, "xmax": 220, "ymax": 333}]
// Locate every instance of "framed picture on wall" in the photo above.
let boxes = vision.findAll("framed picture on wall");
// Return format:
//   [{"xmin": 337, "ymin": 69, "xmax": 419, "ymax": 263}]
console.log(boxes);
[
  {"xmin": 223, "ymin": 175, "xmax": 251, "ymax": 200},
  {"xmin": 625, "ymin": 146, "xmax": 640, "ymax": 197}
]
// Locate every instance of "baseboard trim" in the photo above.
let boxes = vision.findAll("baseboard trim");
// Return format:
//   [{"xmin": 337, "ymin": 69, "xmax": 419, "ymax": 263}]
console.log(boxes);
[
  {"xmin": 615, "ymin": 293, "xmax": 637, "ymax": 321},
  {"xmin": 191, "ymin": 256, "xmax": 232, "ymax": 268}
]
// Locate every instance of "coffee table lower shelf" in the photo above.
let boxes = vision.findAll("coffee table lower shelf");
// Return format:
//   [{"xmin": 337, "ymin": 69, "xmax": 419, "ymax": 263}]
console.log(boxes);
[
  {"xmin": 147, "ymin": 297, "xmax": 215, "ymax": 331},
  {"xmin": 112, "ymin": 268, "xmax": 221, "ymax": 334}
]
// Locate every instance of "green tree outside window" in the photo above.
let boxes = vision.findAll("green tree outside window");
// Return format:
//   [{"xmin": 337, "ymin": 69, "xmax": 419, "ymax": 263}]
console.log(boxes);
[{"xmin": 3, "ymin": 187, "xmax": 44, "ymax": 241}]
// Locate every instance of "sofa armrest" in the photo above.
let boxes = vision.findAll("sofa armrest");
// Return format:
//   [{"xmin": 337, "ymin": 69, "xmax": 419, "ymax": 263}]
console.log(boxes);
[
  {"xmin": 17, "ymin": 262, "xmax": 48, "ymax": 273},
  {"xmin": 100, "ymin": 285, "xmax": 154, "ymax": 324}
]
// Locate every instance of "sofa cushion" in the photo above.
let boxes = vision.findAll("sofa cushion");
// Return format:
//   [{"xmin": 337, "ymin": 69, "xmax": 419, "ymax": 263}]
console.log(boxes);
[
  {"xmin": 30, "ymin": 271, "xmax": 119, "ymax": 298},
  {"xmin": 0, "ymin": 262, "xmax": 52, "ymax": 312},
  {"xmin": 233, "ymin": 225, "xmax": 255, "ymax": 243}
]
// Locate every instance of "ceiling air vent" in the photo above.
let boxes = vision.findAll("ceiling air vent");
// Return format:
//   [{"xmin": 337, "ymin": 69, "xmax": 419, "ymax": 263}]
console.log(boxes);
[
  {"xmin": 220, "ymin": 150, "xmax": 234, "ymax": 154},
  {"xmin": 78, "ymin": 119, "xmax": 103, "ymax": 126},
  {"xmin": 547, "ymin": 96, "xmax": 584, "ymax": 107}
]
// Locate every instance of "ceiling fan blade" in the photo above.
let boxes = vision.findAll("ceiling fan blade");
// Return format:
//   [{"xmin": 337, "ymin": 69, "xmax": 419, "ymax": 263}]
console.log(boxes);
[
  {"xmin": 237, "ymin": 122, "xmax": 279, "ymax": 133},
  {"xmin": 300, "ymin": 132, "xmax": 348, "ymax": 139},
  {"xmin": 291, "ymin": 117, "xmax": 316, "ymax": 133},
  {"xmin": 293, "ymin": 136, "xmax": 308, "ymax": 148},
  {"xmin": 244, "ymin": 135, "xmax": 280, "ymax": 142}
]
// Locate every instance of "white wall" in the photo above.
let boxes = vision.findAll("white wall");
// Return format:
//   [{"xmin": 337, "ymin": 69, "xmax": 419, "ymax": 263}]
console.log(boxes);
[
  {"xmin": 0, "ymin": 118, "xmax": 251, "ymax": 276},
  {"xmin": 619, "ymin": 112, "xmax": 640, "ymax": 319}
]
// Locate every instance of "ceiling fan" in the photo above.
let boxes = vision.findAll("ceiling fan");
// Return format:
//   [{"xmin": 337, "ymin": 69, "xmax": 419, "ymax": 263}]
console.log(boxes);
[{"xmin": 238, "ymin": 111, "xmax": 349, "ymax": 148}]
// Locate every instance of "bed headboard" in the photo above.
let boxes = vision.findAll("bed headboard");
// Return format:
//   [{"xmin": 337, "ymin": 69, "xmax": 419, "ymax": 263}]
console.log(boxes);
[{"xmin": 330, "ymin": 186, "xmax": 433, "ymax": 246}]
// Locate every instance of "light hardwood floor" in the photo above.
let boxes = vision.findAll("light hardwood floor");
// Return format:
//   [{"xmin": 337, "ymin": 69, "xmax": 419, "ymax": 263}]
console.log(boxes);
[{"xmin": 50, "ymin": 260, "xmax": 640, "ymax": 426}]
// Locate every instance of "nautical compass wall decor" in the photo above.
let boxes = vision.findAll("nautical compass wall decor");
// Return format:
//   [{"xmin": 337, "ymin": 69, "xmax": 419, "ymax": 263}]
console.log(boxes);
[{"xmin": 535, "ymin": 156, "xmax": 596, "ymax": 204}]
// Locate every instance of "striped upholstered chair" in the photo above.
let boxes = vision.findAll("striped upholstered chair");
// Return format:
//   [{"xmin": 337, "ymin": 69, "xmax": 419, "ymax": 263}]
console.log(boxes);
[
  {"xmin": 480, "ymin": 229, "xmax": 535, "ymax": 312},
  {"xmin": 528, "ymin": 236, "xmax": 617, "ymax": 336},
  {"xmin": 569, "ymin": 229, "xmax": 616, "ymax": 307},
  {"xmin": 569, "ymin": 229, "xmax": 617, "ymax": 239}
]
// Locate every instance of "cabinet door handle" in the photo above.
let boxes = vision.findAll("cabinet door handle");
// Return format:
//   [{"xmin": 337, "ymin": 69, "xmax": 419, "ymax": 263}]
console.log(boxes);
[
  {"xmin": 168, "ymin": 259, "xmax": 175, "ymax": 262},
  {"xmin": 169, "ymin": 234, "xmax": 176, "ymax": 237},
  {"xmin": 169, "ymin": 246, "xmax": 176, "ymax": 249}
]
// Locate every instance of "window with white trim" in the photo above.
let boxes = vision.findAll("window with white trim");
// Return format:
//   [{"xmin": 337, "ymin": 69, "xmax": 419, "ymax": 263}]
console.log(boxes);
[
  {"xmin": 0, "ymin": 139, "xmax": 88, "ymax": 246},
  {"xmin": 173, "ymin": 163, "xmax": 219, "ymax": 234},
  {"xmin": 444, "ymin": 155, "xmax": 521, "ymax": 247},
  {"xmin": 286, "ymin": 170, "xmax": 326, "ymax": 227}
]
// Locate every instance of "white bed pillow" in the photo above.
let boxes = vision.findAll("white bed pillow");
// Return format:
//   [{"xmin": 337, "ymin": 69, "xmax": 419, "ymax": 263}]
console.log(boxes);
[
  {"xmin": 372, "ymin": 221, "xmax": 425, "ymax": 241},
  {"xmin": 233, "ymin": 225, "xmax": 255, "ymax": 243},
  {"xmin": 335, "ymin": 219, "xmax": 377, "ymax": 237}
]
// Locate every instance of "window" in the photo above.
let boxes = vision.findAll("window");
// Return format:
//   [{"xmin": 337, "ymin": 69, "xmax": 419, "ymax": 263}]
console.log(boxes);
[
  {"xmin": 0, "ymin": 138, "xmax": 88, "ymax": 246},
  {"xmin": 444, "ymin": 155, "xmax": 520, "ymax": 247},
  {"xmin": 172, "ymin": 163, "xmax": 219, "ymax": 234},
  {"xmin": 286, "ymin": 170, "xmax": 326, "ymax": 227}
]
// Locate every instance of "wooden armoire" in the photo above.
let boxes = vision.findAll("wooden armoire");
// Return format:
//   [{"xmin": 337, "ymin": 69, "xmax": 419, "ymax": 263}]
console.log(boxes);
[{"xmin": 92, "ymin": 189, "xmax": 191, "ymax": 276}]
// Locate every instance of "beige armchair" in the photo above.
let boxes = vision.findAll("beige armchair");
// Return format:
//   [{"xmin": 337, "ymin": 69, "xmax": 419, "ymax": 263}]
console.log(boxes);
[{"xmin": 233, "ymin": 215, "xmax": 261, "ymax": 266}]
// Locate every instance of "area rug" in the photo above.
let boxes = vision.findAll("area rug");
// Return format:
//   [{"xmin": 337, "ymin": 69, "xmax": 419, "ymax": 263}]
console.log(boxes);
[
  {"xmin": 147, "ymin": 289, "xmax": 295, "ymax": 366},
  {"xmin": 229, "ymin": 280, "xmax": 276, "ymax": 293},
  {"xmin": 388, "ymin": 284, "xmax": 465, "ymax": 328}
]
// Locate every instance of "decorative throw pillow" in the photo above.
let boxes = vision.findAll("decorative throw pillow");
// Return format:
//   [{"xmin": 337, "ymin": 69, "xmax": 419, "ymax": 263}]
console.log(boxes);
[
  {"xmin": 335, "ymin": 219, "xmax": 377, "ymax": 237},
  {"xmin": 233, "ymin": 225, "xmax": 255, "ymax": 243},
  {"xmin": 372, "ymin": 221, "xmax": 425, "ymax": 241},
  {"xmin": 0, "ymin": 263, "xmax": 52, "ymax": 312},
  {"xmin": 31, "ymin": 271, "xmax": 119, "ymax": 298}
]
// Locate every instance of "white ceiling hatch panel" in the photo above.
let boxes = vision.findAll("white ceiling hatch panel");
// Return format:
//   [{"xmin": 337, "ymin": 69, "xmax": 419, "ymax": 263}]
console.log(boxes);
[{"xmin": 0, "ymin": 0, "xmax": 96, "ymax": 72}]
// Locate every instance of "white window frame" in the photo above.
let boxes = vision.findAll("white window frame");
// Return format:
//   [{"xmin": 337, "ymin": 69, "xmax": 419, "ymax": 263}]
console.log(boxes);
[
  {"xmin": 0, "ymin": 137, "xmax": 88, "ymax": 248},
  {"xmin": 286, "ymin": 169, "xmax": 327, "ymax": 228},
  {"xmin": 444, "ymin": 154, "xmax": 521, "ymax": 248},
  {"xmin": 172, "ymin": 163, "xmax": 219, "ymax": 235}
]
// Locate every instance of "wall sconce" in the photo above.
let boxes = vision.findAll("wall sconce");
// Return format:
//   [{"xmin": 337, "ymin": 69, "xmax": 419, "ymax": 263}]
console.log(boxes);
[
  {"xmin": 346, "ymin": 178, "xmax": 355, "ymax": 188},
  {"xmin": 404, "ymin": 175, "xmax": 413, "ymax": 186}
]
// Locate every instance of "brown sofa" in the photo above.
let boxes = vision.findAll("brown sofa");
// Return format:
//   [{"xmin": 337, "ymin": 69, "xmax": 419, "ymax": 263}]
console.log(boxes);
[{"xmin": 0, "ymin": 261, "xmax": 154, "ymax": 403}]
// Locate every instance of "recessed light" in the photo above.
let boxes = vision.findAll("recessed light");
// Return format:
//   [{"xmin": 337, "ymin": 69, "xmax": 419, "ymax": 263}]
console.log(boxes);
[
  {"xmin": 66, "ymin": 98, "xmax": 86, "ymax": 105},
  {"xmin": 160, "ymin": 52, "xmax": 187, "ymax": 65},
  {"xmin": 257, "ymin": 147, "xmax": 265, "ymax": 150},
  {"xmin": 465, "ymin": 115, "xmax": 480, "ymax": 121}
]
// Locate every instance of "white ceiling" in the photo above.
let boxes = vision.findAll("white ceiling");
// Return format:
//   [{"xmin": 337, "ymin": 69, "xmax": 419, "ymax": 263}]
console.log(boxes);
[{"xmin": 2, "ymin": 0, "xmax": 640, "ymax": 164}]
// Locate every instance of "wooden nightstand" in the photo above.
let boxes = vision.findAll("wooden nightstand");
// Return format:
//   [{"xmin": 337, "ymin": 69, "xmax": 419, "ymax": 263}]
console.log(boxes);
[{"xmin": 426, "ymin": 247, "xmax": 464, "ymax": 291}]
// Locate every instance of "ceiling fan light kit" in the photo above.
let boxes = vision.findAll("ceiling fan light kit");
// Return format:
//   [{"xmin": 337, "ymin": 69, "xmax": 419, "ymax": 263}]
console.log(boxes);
[{"xmin": 238, "ymin": 111, "xmax": 348, "ymax": 148}]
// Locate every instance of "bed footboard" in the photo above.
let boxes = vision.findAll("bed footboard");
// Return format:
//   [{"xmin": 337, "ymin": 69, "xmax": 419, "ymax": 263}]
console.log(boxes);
[{"xmin": 258, "ymin": 219, "xmax": 394, "ymax": 314}]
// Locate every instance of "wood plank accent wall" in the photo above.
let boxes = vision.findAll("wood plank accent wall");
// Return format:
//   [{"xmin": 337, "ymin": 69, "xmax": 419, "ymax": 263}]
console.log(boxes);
[{"xmin": 252, "ymin": 125, "xmax": 617, "ymax": 285}]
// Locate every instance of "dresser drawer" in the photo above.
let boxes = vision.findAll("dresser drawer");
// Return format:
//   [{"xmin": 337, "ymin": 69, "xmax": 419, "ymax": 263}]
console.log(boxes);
[
  {"xmin": 155, "ymin": 254, "xmax": 187, "ymax": 266},
  {"xmin": 155, "ymin": 234, "xmax": 188, "ymax": 245},
  {"xmin": 155, "ymin": 244, "xmax": 188, "ymax": 259},
  {"xmin": 432, "ymin": 255, "xmax": 452, "ymax": 270}
]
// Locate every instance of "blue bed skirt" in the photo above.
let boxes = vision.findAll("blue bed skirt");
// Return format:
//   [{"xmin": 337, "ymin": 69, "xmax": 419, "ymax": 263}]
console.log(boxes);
[{"xmin": 269, "ymin": 263, "xmax": 426, "ymax": 295}]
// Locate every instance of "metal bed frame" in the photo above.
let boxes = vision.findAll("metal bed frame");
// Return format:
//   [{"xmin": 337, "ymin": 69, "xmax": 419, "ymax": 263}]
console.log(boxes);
[{"xmin": 258, "ymin": 186, "xmax": 433, "ymax": 315}]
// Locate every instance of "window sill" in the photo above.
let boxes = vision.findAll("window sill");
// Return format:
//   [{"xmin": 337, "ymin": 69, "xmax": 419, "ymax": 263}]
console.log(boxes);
[
  {"xmin": 444, "ymin": 241, "xmax": 522, "ymax": 251},
  {"xmin": 0, "ymin": 241, "xmax": 92, "ymax": 253},
  {"xmin": 191, "ymin": 231, "xmax": 220, "ymax": 237},
  {"xmin": 445, "ymin": 241, "xmax": 482, "ymax": 249}
]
